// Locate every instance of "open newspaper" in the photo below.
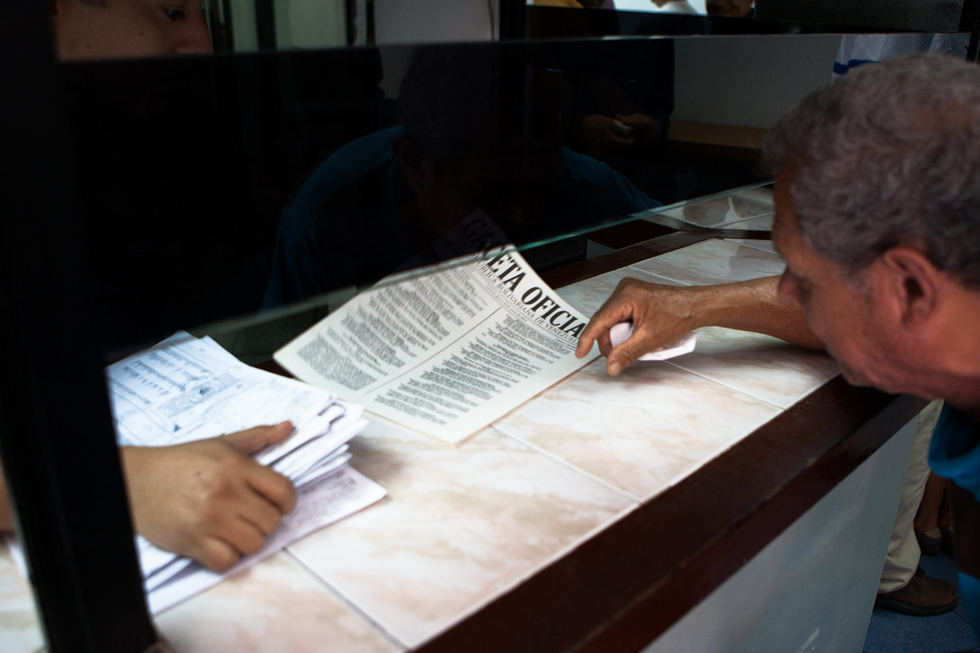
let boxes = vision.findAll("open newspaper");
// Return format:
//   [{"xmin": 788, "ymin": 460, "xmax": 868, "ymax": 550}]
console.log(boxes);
[{"xmin": 275, "ymin": 249, "xmax": 600, "ymax": 444}]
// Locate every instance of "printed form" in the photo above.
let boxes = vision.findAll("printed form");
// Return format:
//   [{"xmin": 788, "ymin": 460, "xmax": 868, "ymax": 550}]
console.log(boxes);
[
  {"xmin": 275, "ymin": 249, "xmax": 600, "ymax": 444},
  {"xmin": 109, "ymin": 333, "xmax": 385, "ymax": 614}
]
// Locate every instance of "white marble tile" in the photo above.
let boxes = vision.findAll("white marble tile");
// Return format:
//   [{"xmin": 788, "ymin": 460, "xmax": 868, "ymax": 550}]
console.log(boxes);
[
  {"xmin": 493, "ymin": 358, "xmax": 781, "ymax": 502},
  {"xmin": 657, "ymin": 187, "xmax": 773, "ymax": 228},
  {"xmin": 0, "ymin": 543, "xmax": 42, "ymax": 653},
  {"xmin": 723, "ymin": 213, "xmax": 774, "ymax": 231},
  {"xmin": 723, "ymin": 238, "xmax": 777, "ymax": 256},
  {"xmin": 287, "ymin": 421, "xmax": 634, "ymax": 648},
  {"xmin": 155, "ymin": 552, "xmax": 400, "ymax": 653},
  {"xmin": 629, "ymin": 238, "xmax": 785, "ymax": 285},
  {"xmin": 557, "ymin": 268, "xmax": 686, "ymax": 319},
  {"xmin": 665, "ymin": 327, "xmax": 839, "ymax": 409}
]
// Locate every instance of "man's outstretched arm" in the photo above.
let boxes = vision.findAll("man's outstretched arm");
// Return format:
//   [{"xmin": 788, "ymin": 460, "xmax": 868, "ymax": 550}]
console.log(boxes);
[
  {"xmin": 0, "ymin": 422, "xmax": 298, "ymax": 572},
  {"xmin": 576, "ymin": 275, "xmax": 824, "ymax": 376}
]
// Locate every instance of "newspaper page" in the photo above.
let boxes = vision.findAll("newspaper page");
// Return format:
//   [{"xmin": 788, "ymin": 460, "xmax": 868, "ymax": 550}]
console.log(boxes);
[{"xmin": 274, "ymin": 249, "xmax": 600, "ymax": 444}]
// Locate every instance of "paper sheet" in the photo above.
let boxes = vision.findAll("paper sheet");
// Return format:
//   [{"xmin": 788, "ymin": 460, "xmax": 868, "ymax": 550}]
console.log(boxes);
[
  {"xmin": 275, "ymin": 249, "xmax": 600, "ymax": 444},
  {"xmin": 102, "ymin": 334, "xmax": 385, "ymax": 611},
  {"xmin": 608, "ymin": 322, "xmax": 698, "ymax": 361}
]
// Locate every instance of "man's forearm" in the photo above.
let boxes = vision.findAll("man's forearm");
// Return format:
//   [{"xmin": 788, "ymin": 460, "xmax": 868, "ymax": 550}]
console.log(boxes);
[{"xmin": 690, "ymin": 276, "xmax": 824, "ymax": 349}]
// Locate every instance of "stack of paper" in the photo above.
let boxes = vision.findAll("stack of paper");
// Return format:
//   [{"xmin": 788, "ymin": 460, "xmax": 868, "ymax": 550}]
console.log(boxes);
[{"xmin": 105, "ymin": 332, "xmax": 386, "ymax": 613}]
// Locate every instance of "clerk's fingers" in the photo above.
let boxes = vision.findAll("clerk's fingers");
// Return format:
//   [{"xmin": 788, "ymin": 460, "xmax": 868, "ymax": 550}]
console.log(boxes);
[
  {"xmin": 243, "ymin": 462, "xmax": 297, "ymax": 515},
  {"xmin": 222, "ymin": 421, "xmax": 294, "ymax": 455},
  {"xmin": 217, "ymin": 515, "xmax": 267, "ymax": 559},
  {"xmin": 193, "ymin": 536, "xmax": 243, "ymax": 572},
  {"xmin": 236, "ymin": 489, "xmax": 285, "ymax": 535}
]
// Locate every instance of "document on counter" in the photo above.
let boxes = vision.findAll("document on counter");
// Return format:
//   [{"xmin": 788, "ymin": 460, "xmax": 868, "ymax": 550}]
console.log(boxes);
[
  {"xmin": 274, "ymin": 249, "xmax": 601, "ymax": 444},
  {"xmin": 106, "ymin": 333, "xmax": 386, "ymax": 613}
]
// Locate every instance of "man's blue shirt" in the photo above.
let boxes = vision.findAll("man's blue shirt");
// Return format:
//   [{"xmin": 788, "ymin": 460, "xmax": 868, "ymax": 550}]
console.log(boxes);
[
  {"xmin": 264, "ymin": 126, "xmax": 660, "ymax": 308},
  {"xmin": 930, "ymin": 403, "xmax": 980, "ymax": 637}
]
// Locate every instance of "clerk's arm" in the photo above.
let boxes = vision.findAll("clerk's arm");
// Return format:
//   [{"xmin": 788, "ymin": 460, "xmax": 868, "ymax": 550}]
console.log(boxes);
[
  {"xmin": 575, "ymin": 275, "xmax": 825, "ymax": 376},
  {"xmin": 0, "ymin": 422, "xmax": 297, "ymax": 571}
]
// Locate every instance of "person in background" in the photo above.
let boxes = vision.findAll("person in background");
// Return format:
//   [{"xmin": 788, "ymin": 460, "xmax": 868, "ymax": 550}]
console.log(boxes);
[
  {"xmin": 706, "ymin": 0, "xmax": 753, "ymax": 17},
  {"xmin": 0, "ymin": 0, "xmax": 298, "ymax": 574},
  {"xmin": 576, "ymin": 53, "xmax": 980, "ymax": 629}
]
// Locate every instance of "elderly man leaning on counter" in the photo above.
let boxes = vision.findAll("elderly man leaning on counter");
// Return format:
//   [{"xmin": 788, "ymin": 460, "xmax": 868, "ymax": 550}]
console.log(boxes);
[{"xmin": 577, "ymin": 53, "xmax": 980, "ymax": 635}]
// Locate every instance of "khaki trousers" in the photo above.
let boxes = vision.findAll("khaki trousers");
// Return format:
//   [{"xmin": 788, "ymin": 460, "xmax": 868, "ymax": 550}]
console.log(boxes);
[{"xmin": 878, "ymin": 400, "xmax": 944, "ymax": 594}]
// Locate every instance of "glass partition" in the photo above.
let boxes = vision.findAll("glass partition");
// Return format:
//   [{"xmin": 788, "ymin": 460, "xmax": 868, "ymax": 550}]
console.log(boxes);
[
  {"xmin": 51, "ymin": 35, "xmax": 796, "ymax": 356},
  {"xmin": 55, "ymin": 31, "xmax": 972, "ymax": 363}
]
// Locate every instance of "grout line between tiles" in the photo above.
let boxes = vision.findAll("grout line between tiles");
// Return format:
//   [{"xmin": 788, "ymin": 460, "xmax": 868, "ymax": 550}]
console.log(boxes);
[
  {"xmin": 395, "ymin": 501, "xmax": 643, "ymax": 651},
  {"xmin": 623, "ymin": 267, "xmax": 694, "ymax": 286},
  {"xmin": 716, "ymin": 215, "xmax": 774, "ymax": 231},
  {"xmin": 658, "ymin": 358, "xmax": 793, "ymax": 411},
  {"xmin": 282, "ymin": 550, "xmax": 410, "ymax": 652},
  {"xmin": 721, "ymin": 237, "xmax": 778, "ymax": 255},
  {"xmin": 282, "ymin": 426, "xmax": 642, "ymax": 651},
  {"xmin": 487, "ymin": 425, "xmax": 644, "ymax": 503}
]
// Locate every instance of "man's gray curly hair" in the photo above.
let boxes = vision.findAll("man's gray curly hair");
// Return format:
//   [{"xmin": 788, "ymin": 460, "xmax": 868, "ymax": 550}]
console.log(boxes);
[{"xmin": 761, "ymin": 53, "xmax": 980, "ymax": 287}]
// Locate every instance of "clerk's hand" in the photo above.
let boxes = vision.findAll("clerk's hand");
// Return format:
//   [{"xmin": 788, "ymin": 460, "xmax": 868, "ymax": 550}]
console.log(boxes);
[
  {"xmin": 121, "ymin": 422, "xmax": 297, "ymax": 572},
  {"xmin": 575, "ymin": 278, "xmax": 700, "ymax": 376}
]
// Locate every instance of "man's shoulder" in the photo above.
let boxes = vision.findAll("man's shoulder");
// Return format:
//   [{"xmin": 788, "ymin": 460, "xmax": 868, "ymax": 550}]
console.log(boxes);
[{"xmin": 288, "ymin": 126, "xmax": 403, "ymax": 215}]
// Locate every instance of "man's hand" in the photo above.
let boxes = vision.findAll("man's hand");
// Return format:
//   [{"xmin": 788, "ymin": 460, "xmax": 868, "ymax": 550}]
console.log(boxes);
[
  {"xmin": 615, "ymin": 113, "xmax": 664, "ymax": 148},
  {"xmin": 576, "ymin": 275, "xmax": 824, "ymax": 377},
  {"xmin": 121, "ymin": 422, "xmax": 297, "ymax": 572},
  {"xmin": 576, "ymin": 278, "xmax": 702, "ymax": 376},
  {"xmin": 581, "ymin": 115, "xmax": 636, "ymax": 150}
]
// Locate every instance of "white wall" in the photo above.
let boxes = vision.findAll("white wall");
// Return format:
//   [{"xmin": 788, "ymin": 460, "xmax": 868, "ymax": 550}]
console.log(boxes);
[
  {"xmin": 374, "ymin": 0, "xmax": 498, "ymax": 45},
  {"xmin": 229, "ymin": 0, "xmax": 259, "ymax": 52},
  {"xmin": 643, "ymin": 417, "xmax": 918, "ymax": 653},
  {"xmin": 672, "ymin": 34, "xmax": 841, "ymax": 128}
]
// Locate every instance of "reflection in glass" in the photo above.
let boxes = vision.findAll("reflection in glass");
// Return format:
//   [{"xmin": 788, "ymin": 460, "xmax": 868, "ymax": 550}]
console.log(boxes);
[
  {"xmin": 52, "ymin": 0, "xmax": 212, "ymax": 61},
  {"xmin": 264, "ymin": 45, "xmax": 661, "ymax": 307},
  {"xmin": 57, "ymin": 34, "xmax": 891, "ymax": 355}
]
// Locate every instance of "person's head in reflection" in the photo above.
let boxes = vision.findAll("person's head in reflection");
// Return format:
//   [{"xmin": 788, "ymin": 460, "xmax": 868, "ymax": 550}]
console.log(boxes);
[
  {"xmin": 262, "ymin": 45, "xmax": 659, "ymax": 308},
  {"xmin": 52, "ymin": 0, "xmax": 212, "ymax": 61},
  {"xmin": 706, "ymin": 0, "xmax": 753, "ymax": 17},
  {"xmin": 392, "ymin": 47, "xmax": 567, "ymax": 239}
]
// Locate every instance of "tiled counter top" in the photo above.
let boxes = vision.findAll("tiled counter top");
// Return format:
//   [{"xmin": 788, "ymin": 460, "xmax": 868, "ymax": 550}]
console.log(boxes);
[{"xmin": 0, "ymin": 228, "xmax": 924, "ymax": 653}]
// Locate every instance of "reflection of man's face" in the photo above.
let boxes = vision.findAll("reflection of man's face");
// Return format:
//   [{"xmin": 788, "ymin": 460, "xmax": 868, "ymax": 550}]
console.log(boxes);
[{"xmin": 54, "ymin": 0, "xmax": 212, "ymax": 61}]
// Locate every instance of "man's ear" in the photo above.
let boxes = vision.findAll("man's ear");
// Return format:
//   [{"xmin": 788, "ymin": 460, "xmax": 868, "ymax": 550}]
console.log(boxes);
[
  {"xmin": 392, "ymin": 135, "xmax": 425, "ymax": 192},
  {"xmin": 877, "ymin": 247, "xmax": 941, "ymax": 328}
]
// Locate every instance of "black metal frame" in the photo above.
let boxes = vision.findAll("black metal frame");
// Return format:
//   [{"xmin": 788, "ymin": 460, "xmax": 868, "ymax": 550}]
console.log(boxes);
[
  {"xmin": 0, "ymin": 2, "xmax": 158, "ymax": 652},
  {"xmin": 255, "ymin": 0, "xmax": 277, "ymax": 50},
  {"xmin": 962, "ymin": 0, "xmax": 980, "ymax": 61}
]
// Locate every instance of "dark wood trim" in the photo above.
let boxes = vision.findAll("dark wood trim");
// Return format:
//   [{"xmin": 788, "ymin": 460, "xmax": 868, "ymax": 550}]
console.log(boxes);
[
  {"xmin": 415, "ymin": 380, "xmax": 926, "ymax": 653},
  {"xmin": 540, "ymin": 229, "xmax": 715, "ymax": 288},
  {"xmin": 584, "ymin": 220, "xmax": 676, "ymax": 251},
  {"xmin": 596, "ymin": 230, "xmax": 717, "ymax": 270}
]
